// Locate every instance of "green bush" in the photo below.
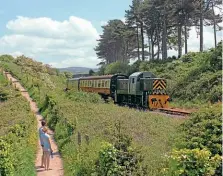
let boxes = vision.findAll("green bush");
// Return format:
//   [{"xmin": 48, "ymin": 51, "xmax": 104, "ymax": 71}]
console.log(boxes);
[
  {"xmin": 66, "ymin": 91, "xmax": 103, "ymax": 104},
  {"xmin": 163, "ymin": 148, "xmax": 221, "ymax": 176},
  {"xmin": 96, "ymin": 134, "xmax": 146, "ymax": 176},
  {"xmin": 179, "ymin": 105, "xmax": 222, "ymax": 155},
  {"xmin": 164, "ymin": 104, "xmax": 222, "ymax": 175}
]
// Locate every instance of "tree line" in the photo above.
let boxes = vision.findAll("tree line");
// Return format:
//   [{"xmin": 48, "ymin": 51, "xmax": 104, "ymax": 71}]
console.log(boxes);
[{"xmin": 95, "ymin": 0, "xmax": 222, "ymax": 65}]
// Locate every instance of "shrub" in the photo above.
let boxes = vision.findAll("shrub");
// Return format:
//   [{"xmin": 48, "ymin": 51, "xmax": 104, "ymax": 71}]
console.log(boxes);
[
  {"xmin": 96, "ymin": 135, "xmax": 146, "ymax": 176},
  {"xmin": 165, "ymin": 104, "xmax": 222, "ymax": 175},
  {"xmin": 163, "ymin": 148, "xmax": 221, "ymax": 176}
]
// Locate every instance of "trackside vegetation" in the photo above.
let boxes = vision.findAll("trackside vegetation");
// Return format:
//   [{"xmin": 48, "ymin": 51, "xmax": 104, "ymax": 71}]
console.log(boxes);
[
  {"xmin": 0, "ymin": 72, "xmax": 37, "ymax": 176},
  {"xmin": 0, "ymin": 43, "xmax": 222, "ymax": 175},
  {"xmin": 0, "ymin": 55, "xmax": 183, "ymax": 175}
]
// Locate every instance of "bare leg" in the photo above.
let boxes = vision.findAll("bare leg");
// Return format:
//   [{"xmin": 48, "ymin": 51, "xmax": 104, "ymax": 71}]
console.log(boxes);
[
  {"xmin": 46, "ymin": 152, "xmax": 50, "ymax": 170},
  {"xmin": 41, "ymin": 150, "xmax": 44, "ymax": 167},
  {"xmin": 43, "ymin": 152, "xmax": 47, "ymax": 170}
]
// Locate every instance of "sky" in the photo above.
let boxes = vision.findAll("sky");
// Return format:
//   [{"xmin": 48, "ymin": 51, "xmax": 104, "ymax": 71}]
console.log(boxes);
[{"xmin": 0, "ymin": 0, "xmax": 222, "ymax": 68}]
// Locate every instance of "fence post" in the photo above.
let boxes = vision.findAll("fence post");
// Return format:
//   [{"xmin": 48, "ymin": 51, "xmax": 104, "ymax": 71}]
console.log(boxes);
[
  {"xmin": 78, "ymin": 132, "xmax": 81, "ymax": 146},
  {"xmin": 85, "ymin": 134, "xmax": 89, "ymax": 145}
]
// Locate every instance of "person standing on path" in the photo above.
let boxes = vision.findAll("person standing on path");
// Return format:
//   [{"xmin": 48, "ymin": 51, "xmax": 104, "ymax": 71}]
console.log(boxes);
[
  {"xmin": 42, "ymin": 127, "xmax": 53, "ymax": 170},
  {"xmin": 39, "ymin": 120, "xmax": 46, "ymax": 168}
]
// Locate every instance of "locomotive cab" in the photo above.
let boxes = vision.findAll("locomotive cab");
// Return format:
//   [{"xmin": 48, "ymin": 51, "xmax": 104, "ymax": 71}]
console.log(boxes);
[
  {"xmin": 142, "ymin": 78, "xmax": 170, "ymax": 109},
  {"xmin": 128, "ymin": 72, "xmax": 170, "ymax": 109}
]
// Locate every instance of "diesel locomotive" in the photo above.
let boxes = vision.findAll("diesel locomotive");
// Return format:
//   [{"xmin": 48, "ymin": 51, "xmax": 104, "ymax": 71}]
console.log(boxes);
[{"xmin": 66, "ymin": 71, "xmax": 170, "ymax": 109}]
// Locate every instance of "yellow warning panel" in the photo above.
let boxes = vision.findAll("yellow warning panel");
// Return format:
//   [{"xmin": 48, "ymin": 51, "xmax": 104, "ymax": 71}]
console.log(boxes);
[
  {"xmin": 148, "ymin": 95, "xmax": 170, "ymax": 109},
  {"xmin": 153, "ymin": 80, "xmax": 166, "ymax": 90}
]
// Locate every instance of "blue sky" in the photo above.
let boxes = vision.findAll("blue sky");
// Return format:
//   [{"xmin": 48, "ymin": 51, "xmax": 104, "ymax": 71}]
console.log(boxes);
[
  {"xmin": 0, "ymin": 0, "xmax": 222, "ymax": 68},
  {"xmin": 0, "ymin": 0, "xmax": 131, "ymax": 35}
]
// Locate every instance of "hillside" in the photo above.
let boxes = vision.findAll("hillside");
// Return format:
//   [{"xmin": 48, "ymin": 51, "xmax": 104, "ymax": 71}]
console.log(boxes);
[
  {"xmin": 58, "ymin": 67, "xmax": 98, "ymax": 74},
  {"xmin": 0, "ymin": 71, "xmax": 37, "ymax": 175},
  {"xmin": 0, "ymin": 55, "xmax": 184, "ymax": 176}
]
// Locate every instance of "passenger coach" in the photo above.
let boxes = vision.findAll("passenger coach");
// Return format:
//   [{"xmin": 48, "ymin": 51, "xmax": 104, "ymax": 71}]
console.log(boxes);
[{"xmin": 66, "ymin": 74, "xmax": 128, "ymax": 99}]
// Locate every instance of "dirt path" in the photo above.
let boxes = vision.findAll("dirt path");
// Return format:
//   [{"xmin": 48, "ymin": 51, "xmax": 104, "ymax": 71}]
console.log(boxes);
[{"xmin": 3, "ymin": 71, "xmax": 64, "ymax": 176}]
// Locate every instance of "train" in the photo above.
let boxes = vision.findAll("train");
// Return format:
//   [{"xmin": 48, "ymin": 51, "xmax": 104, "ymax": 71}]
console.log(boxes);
[{"xmin": 66, "ymin": 71, "xmax": 171, "ymax": 110}]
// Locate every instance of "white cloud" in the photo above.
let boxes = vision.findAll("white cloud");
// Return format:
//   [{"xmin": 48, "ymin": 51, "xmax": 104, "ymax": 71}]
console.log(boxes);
[
  {"xmin": 0, "ymin": 16, "xmax": 99, "ymax": 68},
  {"xmin": 0, "ymin": 15, "xmax": 222, "ymax": 68},
  {"xmin": 6, "ymin": 16, "xmax": 98, "ymax": 39}
]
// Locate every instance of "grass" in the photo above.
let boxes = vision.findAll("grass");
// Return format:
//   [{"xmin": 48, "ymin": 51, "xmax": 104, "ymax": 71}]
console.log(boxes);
[{"xmin": 44, "ymin": 96, "xmax": 184, "ymax": 175}]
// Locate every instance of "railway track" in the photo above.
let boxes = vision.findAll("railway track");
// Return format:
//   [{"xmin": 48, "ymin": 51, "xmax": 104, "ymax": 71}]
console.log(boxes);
[
  {"xmin": 117, "ymin": 103, "xmax": 193, "ymax": 117},
  {"xmin": 157, "ymin": 108, "xmax": 193, "ymax": 116}
]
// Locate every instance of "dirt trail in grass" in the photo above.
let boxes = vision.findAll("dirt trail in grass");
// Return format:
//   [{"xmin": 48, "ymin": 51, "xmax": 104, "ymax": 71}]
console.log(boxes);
[{"xmin": 4, "ymin": 71, "xmax": 64, "ymax": 176}]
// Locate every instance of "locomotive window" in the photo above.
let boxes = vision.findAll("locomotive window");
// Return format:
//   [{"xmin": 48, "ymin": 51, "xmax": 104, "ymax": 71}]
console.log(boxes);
[{"xmin": 132, "ymin": 78, "xmax": 135, "ymax": 83}]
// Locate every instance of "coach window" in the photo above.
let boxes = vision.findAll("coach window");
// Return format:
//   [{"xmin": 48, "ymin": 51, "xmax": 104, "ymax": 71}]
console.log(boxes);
[
  {"xmin": 102, "ymin": 80, "xmax": 105, "ymax": 87},
  {"xmin": 105, "ymin": 80, "xmax": 107, "ymax": 88}
]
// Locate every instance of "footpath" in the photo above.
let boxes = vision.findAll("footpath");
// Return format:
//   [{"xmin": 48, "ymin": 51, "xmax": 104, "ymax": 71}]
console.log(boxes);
[{"xmin": 3, "ymin": 71, "xmax": 64, "ymax": 176}]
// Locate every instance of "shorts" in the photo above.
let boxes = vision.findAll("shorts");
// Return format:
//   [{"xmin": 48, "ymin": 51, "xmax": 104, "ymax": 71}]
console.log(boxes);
[{"xmin": 43, "ymin": 147, "xmax": 51, "ymax": 152}]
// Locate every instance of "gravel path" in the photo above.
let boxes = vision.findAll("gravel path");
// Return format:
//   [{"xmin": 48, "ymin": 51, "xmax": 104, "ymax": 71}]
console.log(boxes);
[{"xmin": 4, "ymin": 71, "xmax": 64, "ymax": 176}]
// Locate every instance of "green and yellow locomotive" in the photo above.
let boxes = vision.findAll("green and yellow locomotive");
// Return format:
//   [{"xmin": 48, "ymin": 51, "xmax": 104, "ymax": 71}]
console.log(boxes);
[{"xmin": 66, "ymin": 71, "xmax": 170, "ymax": 110}]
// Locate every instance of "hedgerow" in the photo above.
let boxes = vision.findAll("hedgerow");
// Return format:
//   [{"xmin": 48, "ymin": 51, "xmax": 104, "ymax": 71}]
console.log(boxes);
[{"xmin": 0, "ymin": 72, "xmax": 37, "ymax": 176}]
